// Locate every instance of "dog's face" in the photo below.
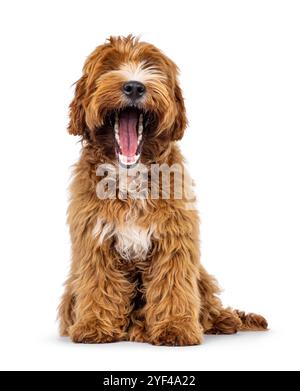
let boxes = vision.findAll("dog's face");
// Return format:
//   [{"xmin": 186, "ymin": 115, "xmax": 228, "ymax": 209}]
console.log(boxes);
[{"xmin": 68, "ymin": 36, "xmax": 187, "ymax": 167}]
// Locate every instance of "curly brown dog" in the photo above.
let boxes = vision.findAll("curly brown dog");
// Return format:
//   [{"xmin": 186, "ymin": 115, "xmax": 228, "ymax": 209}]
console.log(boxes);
[{"xmin": 58, "ymin": 35, "xmax": 267, "ymax": 345}]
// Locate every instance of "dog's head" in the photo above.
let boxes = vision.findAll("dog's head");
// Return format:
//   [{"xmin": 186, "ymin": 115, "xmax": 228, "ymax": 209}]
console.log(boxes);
[{"xmin": 68, "ymin": 35, "xmax": 187, "ymax": 167}]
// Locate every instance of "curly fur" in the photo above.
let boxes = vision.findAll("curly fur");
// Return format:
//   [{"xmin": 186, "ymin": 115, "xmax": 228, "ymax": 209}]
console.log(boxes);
[{"xmin": 58, "ymin": 35, "xmax": 267, "ymax": 345}]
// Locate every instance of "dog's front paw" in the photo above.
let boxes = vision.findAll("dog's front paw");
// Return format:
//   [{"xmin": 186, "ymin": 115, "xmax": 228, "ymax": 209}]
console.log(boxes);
[
  {"xmin": 149, "ymin": 319, "xmax": 203, "ymax": 346},
  {"xmin": 69, "ymin": 321, "xmax": 125, "ymax": 344},
  {"xmin": 128, "ymin": 323, "xmax": 149, "ymax": 343}
]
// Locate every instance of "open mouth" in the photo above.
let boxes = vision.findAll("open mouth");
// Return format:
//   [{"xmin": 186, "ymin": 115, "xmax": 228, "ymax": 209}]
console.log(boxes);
[{"xmin": 113, "ymin": 107, "xmax": 148, "ymax": 168}]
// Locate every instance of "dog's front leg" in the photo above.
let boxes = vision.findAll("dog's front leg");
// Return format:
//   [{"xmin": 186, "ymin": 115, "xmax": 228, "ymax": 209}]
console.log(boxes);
[
  {"xmin": 68, "ymin": 247, "xmax": 134, "ymax": 344},
  {"xmin": 143, "ymin": 231, "xmax": 203, "ymax": 346}
]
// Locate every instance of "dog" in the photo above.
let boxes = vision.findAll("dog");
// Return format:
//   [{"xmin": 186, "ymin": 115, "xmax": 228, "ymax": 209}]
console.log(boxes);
[{"xmin": 58, "ymin": 35, "xmax": 267, "ymax": 345}]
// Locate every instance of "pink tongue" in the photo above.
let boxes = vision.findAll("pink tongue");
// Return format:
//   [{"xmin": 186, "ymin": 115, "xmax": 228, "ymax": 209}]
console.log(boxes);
[{"xmin": 119, "ymin": 110, "xmax": 138, "ymax": 157}]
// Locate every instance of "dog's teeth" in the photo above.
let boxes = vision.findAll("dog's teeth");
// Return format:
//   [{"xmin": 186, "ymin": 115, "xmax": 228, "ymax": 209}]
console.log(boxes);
[
  {"xmin": 138, "ymin": 114, "xmax": 143, "ymax": 144},
  {"xmin": 118, "ymin": 152, "xmax": 141, "ymax": 167},
  {"xmin": 114, "ymin": 112, "xmax": 120, "ymax": 144},
  {"xmin": 138, "ymin": 114, "xmax": 143, "ymax": 135},
  {"xmin": 114, "ymin": 112, "xmax": 119, "ymax": 133}
]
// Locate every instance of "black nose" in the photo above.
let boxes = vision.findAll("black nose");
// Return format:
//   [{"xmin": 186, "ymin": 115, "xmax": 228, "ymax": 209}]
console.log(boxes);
[{"xmin": 122, "ymin": 81, "xmax": 146, "ymax": 101}]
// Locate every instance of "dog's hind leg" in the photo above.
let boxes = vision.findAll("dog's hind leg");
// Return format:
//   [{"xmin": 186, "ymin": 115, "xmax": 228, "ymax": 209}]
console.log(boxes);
[
  {"xmin": 198, "ymin": 265, "xmax": 268, "ymax": 334},
  {"xmin": 204, "ymin": 308, "xmax": 268, "ymax": 334},
  {"xmin": 233, "ymin": 310, "xmax": 268, "ymax": 331}
]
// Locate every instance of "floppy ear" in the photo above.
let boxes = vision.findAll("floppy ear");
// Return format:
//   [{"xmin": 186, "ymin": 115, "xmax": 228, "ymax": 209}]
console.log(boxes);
[
  {"xmin": 67, "ymin": 75, "xmax": 87, "ymax": 136},
  {"xmin": 171, "ymin": 82, "xmax": 188, "ymax": 141}
]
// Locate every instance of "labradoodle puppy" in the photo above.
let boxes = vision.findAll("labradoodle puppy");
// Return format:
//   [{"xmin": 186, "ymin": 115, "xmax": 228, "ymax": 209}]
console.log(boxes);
[{"xmin": 59, "ymin": 35, "xmax": 267, "ymax": 345}]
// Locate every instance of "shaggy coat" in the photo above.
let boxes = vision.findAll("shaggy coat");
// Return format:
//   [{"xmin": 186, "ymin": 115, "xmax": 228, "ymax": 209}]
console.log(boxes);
[{"xmin": 59, "ymin": 36, "xmax": 267, "ymax": 345}]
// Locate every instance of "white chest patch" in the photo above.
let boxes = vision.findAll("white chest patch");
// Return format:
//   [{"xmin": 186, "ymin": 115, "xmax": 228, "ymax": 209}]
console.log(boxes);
[
  {"xmin": 114, "ymin": 223, "xmax": 155, "ymax": 261},
  {"xmin": 93, "ymin": 218, "xmax": 155, "ymax": 261}
]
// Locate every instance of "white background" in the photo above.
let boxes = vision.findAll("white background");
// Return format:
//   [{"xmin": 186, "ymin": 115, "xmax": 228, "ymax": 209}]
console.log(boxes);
[{"xmin": 0, "ymin": 0, "xmax": 299, "ymax": 371}]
